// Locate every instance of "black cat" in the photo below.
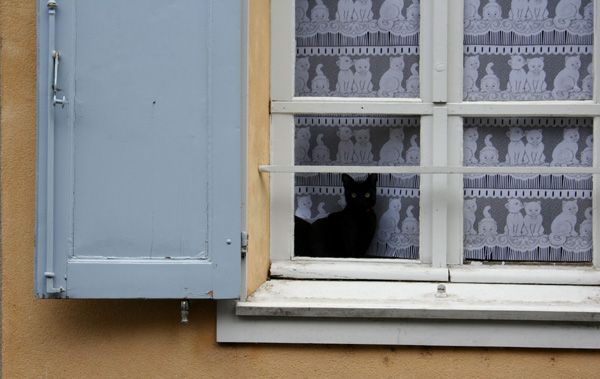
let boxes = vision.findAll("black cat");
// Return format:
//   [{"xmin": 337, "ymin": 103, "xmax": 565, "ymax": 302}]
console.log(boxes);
[{"xmin": 295, "ymin": 173, "xmax": 378, "ymax": 258}]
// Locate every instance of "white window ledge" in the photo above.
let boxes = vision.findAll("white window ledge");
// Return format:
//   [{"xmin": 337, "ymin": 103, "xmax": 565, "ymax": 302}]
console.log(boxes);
[
  {"xmin": 217, "ymin": 280, "xmax": 600, "ymax": 348},
  {"xmin": 236, "ymin": 280, "xmax": 600, "ymax": 322}
]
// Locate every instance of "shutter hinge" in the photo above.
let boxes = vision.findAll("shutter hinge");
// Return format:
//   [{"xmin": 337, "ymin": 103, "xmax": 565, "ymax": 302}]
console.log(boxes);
[{"xmin": 241, "ymin": 232, "xmax": 249, "ymax": 257}]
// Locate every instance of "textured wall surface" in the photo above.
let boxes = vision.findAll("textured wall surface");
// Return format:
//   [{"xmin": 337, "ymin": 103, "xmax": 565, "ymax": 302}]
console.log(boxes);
[{"xmin": 2, "ymin": 1, "xmax": 600, "ymax": 378}]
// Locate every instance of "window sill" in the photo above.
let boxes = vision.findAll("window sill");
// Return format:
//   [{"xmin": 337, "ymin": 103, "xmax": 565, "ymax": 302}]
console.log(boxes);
[{"xmin": 217, "ymin": 279, "xmax": 600, "ymax": 348}]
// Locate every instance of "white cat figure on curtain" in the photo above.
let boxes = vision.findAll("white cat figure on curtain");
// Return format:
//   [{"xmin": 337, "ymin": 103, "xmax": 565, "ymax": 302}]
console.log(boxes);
[
  {"xmin": 463, "ymin": 127, "xmax": 479, "ymax": 164},
  {"xmin": 464, "ymin": 198, "xmax": 478, "ymax": 235},
  {"xmin": 478, "ymin": 206, "xmax": 498, "ymax": 236},
  {"xmin": 377, "ymin": 198, "xmax": 402, "ymax": 242},
  {"xmin": 405, "ymin": 135, "xmax": 420, "ymax": 165},
  {"xmin": 378, "ymin": 57, "xmax": 405, "ymax": 97},
  {"xmin": 353, "ymin": 0, "xmax": 374, "ymax": 21},
  {"xmin": 584, "ymin": 1, "xmax": 594, "ymax": 21},
  {"xmin": 579, "ymin": 207, "xmax": 593, "ymax": 239},
  {"xmin": 580, "ymin": 135, "xmax": 593, "ymax": 166},
  {"xmin": 507, "ymin": 55, "xmax": 527, "ymax": 94},
  {"xmin": 552, "ymin": 56, "xmax": 582, "ymax": 99},
  {"xmin": 378, "ymin": 0, "xmax": 405, "ymax": 30},
  {"xmin": 405, "ymin": 0, "xmax": 420, "ymax": 22},
  {"xmin": 581, "ymin": 62, "xmax": 593, "ymax": 97},
  {"xmin": 296, "ymin": 0, "xmax": 310, "ymax": 22},
  {"xmin": 336, "ymin": 0, "xmax": 355, "ymax": 22},
  {"xmin": 405, "ymin": 63, "xmax": 420, "ymax": 95},
  {"xmin": 336, "ymin": 126, "xmax": 355, "ymax": 164},
  {"xmin": 312, "ymin": 134, "xmax": 331, "ymax": 164},
  {"xmin": 295, "ymin": 195, "xmax": 313, "ymax": 220},
  {"xmin": 336, "ymin": 56, "xmax": 354, "ymax": 94},
  {"xmin": 311, "ymin": 64, "xmax": 331, "ymax": 94},
  {"xmin": 527, "ymin": 0, "xmax": 549, "ymax": 20},
  {"xmin": 523, "ymin": 129, "xmax": 545, "ymax": 165},
  {"xmin": 295, "ymin": 126, "xmax": 311, "ymax": 164},
  {"xmin": 553, "ymin": 0, "xmax": 582, "ymax": 28},
  {"xmin": 353, "ymin": 129, "xmax": 374, "ymax": 163},
  {"xmin": 509, "ymin": 0, "xmax": 529, "ymax": 20},
  {"xmin": 379, "ymin": 128, "xmax": 405, "ymax": 165},
  {"xmin": 479, "ymin": 134, "xmax": 499, "ymax": 164},
  {"xmin": 463, "ymin": 56, "xmax": 480, "ymax": 96},
  {"xmin": 504, "ymin": 198, "xmax": 524, "ymax": 236},
  {"xmin": 401, "ymin": 206, "xmax": 419, "ymax": 235},
  {"xmin": 480, "ymin": 63, "xmax": 501, "ymax": 93},
  {"xmin": 352, "ymin": 58, "xmax": 373, "ymax": 94},
  {"xmin": 549, "ymin": 200, "xmax": 579, "ymax": 245},
  {"xmin": 312, "ymin": 0, "xmax": 331, "ymax": 22},
  {"xmin": 523, "ymin": 201, "xmax": 544, "ymax": 236},
  {"xmin": 506, "ymin": 127, "xmax": 525, "ymax": 164},
  {"xmin": 551, "ymin": 127, "xmax": 580, "ymax": 166},
  {"xmin": 525, "ymin": 57, "xmax": 547, "ymax": 93},
  {"xmin": 464, "ymin": 0, "xmax": 481, "ymax": 21},
  {"xmin": 295, "ymin": 57, "xmax": 310, "ymax": 95}
]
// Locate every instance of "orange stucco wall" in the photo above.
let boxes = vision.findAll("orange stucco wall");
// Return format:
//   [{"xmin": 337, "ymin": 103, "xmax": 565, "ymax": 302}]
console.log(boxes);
[{"xmin": 3, "ymin": 1, "xmax": 600, "ymax": 377}]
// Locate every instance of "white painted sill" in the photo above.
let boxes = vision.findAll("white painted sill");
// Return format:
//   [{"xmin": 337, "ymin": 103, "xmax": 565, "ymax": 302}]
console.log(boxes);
[
  {"xmin": 217, "ymin": 278, "xmax": 600, "ymax": 348},
  {"xmin": 236, "ymin": 280, "xmax": 600, "ymax": 322}
]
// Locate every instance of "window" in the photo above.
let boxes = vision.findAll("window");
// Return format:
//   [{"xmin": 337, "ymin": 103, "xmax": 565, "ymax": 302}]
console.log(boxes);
[{"xmin": 217, "ymin": 0, "xmax": 600, "ymax": 347}]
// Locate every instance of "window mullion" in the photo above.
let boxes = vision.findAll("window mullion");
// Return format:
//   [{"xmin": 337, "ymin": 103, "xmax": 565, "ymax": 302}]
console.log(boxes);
[
  {"xmin": 593, "ymin": 116, "xmax": 600, "ymax": 267},
  {"xmin": 431, "ymin": 106, "xmax": 448, "ymax": 268},
  {"xmin": 431, "ymin": 0, "xmax": 448, "ymax": 103},
  {"xmin": 447, "ymin": 116, "xmax": 464, "ymax": 266}
]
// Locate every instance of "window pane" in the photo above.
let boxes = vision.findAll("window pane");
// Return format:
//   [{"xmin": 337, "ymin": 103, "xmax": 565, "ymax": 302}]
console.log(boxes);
[
  {"xmin": 295, "ymin": 0, "xmax": 420, "ymax": 98},
  {"xmin": 294, "ymin": 115, "xmax": 420, "ymax": 259},
  {"xmin": 463, "ymin": 117, "xmax": 593, "ymax": 263},
  {"xmin": 463, "ymin": 0, "xmax": 594, "ymax": 101}
]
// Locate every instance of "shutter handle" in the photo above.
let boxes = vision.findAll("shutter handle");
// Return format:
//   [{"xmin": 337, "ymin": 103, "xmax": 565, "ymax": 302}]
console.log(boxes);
[{"xmin": 52, "ymin": 50, "xmax": 67, "ymax": 107}]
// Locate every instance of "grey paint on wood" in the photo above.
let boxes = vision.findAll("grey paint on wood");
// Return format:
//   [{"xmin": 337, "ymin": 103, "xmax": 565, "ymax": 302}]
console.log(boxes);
[{"xmin": 36, "ymin": 0, "xmax": 242, "ymax": 299}]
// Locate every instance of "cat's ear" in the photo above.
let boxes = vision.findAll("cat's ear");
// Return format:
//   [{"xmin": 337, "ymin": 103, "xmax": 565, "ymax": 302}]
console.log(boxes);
[
  {"xmin": 505, "ymin": 202, "xmax": 510, "ymax": 210},
  {"xmin": 341, "ymin": 174, "xmax": 353, "ymax": 187},
  {"xmin": 366, "ymin": 173, "xmax": 378, "ymax": 184}
]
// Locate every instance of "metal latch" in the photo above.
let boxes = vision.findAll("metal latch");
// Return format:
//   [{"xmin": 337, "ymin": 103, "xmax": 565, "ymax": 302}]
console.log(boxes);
[{"xmin": 241, "ymin": 232, "xmax": 248, "ymax": 257}]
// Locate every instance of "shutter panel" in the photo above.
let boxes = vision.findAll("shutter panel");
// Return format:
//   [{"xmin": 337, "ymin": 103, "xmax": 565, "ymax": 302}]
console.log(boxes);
[{"xmin": 35, "ymin": 0, "xmax": 242, "ymax": 299}]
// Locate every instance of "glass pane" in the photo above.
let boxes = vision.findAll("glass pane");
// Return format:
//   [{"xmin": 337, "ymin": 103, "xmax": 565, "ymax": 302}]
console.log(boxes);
[
  {"xmin": 294, "ymin": 115, "xmax": 420, "ymax": 258},
  {"xmin": 463, "ymin": 0, "xmax": 594, "ymax": 101},
  {"xmin": 463, "ymin": 117, "xmax": 593, "ymax": 263},
  {"xmin": 295, "ymin": 0, "xmax": 420, "ymax": 98}
]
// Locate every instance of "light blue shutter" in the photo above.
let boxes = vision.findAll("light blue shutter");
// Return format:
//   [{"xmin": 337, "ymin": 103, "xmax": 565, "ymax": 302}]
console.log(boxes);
[{"xmin": 35, "ymin": 0, "xmax": 242, "ymax": 299}]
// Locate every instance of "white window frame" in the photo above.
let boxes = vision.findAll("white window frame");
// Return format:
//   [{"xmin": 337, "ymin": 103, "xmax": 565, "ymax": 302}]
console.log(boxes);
[{"xmin": 217, "ymin": 0, "xmax": 600, "ymax": 347}]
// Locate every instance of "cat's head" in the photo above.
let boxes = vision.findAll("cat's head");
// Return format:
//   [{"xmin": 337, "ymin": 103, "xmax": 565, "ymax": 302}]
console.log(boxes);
[
  {"xmin": 526, "ymin": 129, "xmax": 543, "ymax": 145},
  {"xmin": 524, "ymin": 201, "xmax": 541, "ymax": 217},
  {"xmin": 505, "ymin": 198, "xmax": 523, "ymax": 213},
  {"xmin": 389, "ymin": 127, "xmax": 405, "ymax": 142},
  {"xmin": 388, "ymin": 198, "xmax": 402, "ymax": 212},
  {"xmin": 353, "ymin": 58, "xmax": 371, "ymax": 73},
  {"xmin": 483, "ymin": 0, "xmax": 501, "ymax": 20},
  {"xmin": 337, "ymin": 126, "xmax": 354, "ymax": 141},
  {"xmin": 563, "ymin": 127, "xmax": 580, "ymax": 143},
  {"xmin": 336, "ymin": 56, "xmax": 353, "ymax": 71},
  {"xmin": 402, "ymin": 219, "xmax": 419, "ymax": 234},
  {"xmin": 296, "ymin": 57, "xmax": 310, "ymax": 72},
  {"xmin": 354, "ymin": 129, "xmax": 371, "ymax": 144},
  {"xmin": 478, "ymin": 220, "xmax": 497, "ymax": 236},
  {"xmin": 506, "ymin": 127, "xmax": 524, "ymax": 141},
  {"xmin": 508, "ymin": 55, "xmax": 526, "ymax": 69},
  {"xmin": 296, "ymin": 126, "xmax": 311, "ymax": 140},
  {"xmin": 342, "ymin": 174, "xmax": 378, "ymax": 211},
  {"xmin": 407, "ymin": 0, "xmax": 420, "ymax": 21},
  {"xmin": 481, "ymin": 76, "xmax": 499, "ymax": 93},
  {"xmin": 464, "ymin": 198, "xmax": 477, "ymax": 213},
  {"xmin": 464, "ymin": 127, "xmax": 479, "ymax": 142},
  {"xmin": 406, "ymin": 76, "xmax": 420, "ymax": 93},
  {"xmin": 565, "ymin": 56, "xmax": 581, "ymax": 70},
  {"xmin": 526, "ymin": 57, "xmax": 544, "ymax": 73},
  {"xmin": 464, "ymin": 55, "xmax": 480, "ymax": 70},
  {"xmin": 297, "ymin": 195, "xmax": 312, "ymax": 209},
  {"xmin": 562, "ymin": 200, "xmax": 578, "ymax": 215},
  {"xmin": 585, "ymin": 2, "xmax": 594, "ymax": 19},
  {"xmin": 406, "ymin": 148, "xmax": 420, "ymax": 164},
  {"xmin": 389, "ymin": 57, "xmax": 405, "ymax": 70},
  {"xmin": 312, "ymin": 145, "xmax": 330, "ymax": 163}
]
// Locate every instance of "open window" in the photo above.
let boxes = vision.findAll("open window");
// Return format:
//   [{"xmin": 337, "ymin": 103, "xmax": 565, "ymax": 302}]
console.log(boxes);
[{"xmin": 218, "ymin": 0, "xmax": 600, "ymax": 348}]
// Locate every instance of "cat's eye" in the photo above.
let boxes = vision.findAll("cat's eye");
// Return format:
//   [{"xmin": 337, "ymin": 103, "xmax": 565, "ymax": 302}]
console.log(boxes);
[
  {"xmin": 351, "ymin": 193, "xmax": 357, "ymax": 198},
  {"xmin": 364, "ymin": 193, "xmax": 370, "ymax": 198}
]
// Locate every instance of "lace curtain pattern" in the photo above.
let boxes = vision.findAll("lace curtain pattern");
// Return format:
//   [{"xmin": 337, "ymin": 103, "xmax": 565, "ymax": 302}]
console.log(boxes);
[
  {"xmin": 464, "ymin": 0, "xmax": 594, "ymax": 101},
  {"xmin": 294, "ymin": 115, "xmax": 420, "ymax": 258},
  {"xmin": 463, "ymin": 117, "xmax": 593, "ymax": 262},
  {"xmin": 295, "ymin": 0, "xmax": 420, "ymax": 98}
]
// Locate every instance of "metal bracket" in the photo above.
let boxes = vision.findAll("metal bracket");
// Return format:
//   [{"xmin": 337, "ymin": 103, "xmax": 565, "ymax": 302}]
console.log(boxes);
[
  {"xmin": 241, "ymin": 232, "xmax": 248, "ymax": 257},
  {"xmin": 181, "ymin": 300, "xmax": 189, "ymax": 324}
]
